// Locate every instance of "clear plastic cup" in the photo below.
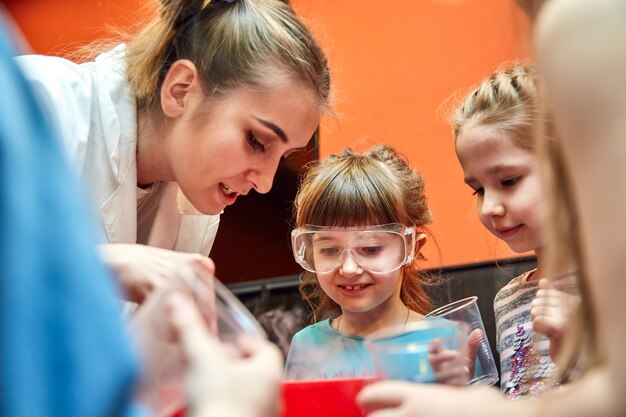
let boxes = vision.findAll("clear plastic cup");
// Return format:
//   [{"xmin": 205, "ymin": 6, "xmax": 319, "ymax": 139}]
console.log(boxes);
[
  {"xmin": 365, "ymin": 319, "xmax": 469, "ymax": 384},
  {"xmin": 426, "ymin": 296, "xmax": 499, "ymax": 386},
  {"xmin": 130, "ymin": 270, "xmax": 266, "ymax": 416}
]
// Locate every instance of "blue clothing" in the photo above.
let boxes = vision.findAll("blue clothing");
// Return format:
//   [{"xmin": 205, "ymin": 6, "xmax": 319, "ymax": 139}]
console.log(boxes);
[
  {"xmin": 284, "ymin": 318, "xmax": 461, "ymax": 382},
  {"xmin": 0, "ymin": 19, "xmax": 143, "ymax": 417}
]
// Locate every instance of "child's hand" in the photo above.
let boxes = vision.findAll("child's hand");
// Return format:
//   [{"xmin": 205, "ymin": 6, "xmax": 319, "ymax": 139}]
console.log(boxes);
[
  {"xmin": 531, "ymin": 278, "xmax": 580, "ymax": 359},
  {"xmin": 429, "ymin": 343, "xmax": 467, "ymax": 385},
  {"xmin": 168, "ymin": 292, "xmax": 284, "ymax": 417},
  {"xmin": 432, "ymin": 328, "xmax": 484, "ymax": 384},
  {"xmin": 428, "ymin": 329, "xmax": 483, "ymax": 386}
]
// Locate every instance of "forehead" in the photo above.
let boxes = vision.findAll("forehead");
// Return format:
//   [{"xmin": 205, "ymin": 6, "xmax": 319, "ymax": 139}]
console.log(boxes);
[
  {"xmin": 456, "ymin": 125, "xmax": 536, "ymax": 173},
  {"xmin": 215, "ymin": 81, "xmax": 322, "ymax": 143}
]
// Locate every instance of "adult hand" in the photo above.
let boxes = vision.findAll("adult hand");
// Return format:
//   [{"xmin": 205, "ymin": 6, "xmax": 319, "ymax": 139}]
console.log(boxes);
[
  {"xmin": 531, "ymin": 278, "xmax": 580, "ymax": 359},
  {"xmin": 168, "ymin": 292, "xmax": 284, "ymax": 417},
  {"xmin": 99, "ymin": 243, "xmax": 215, "ymax": 304}
]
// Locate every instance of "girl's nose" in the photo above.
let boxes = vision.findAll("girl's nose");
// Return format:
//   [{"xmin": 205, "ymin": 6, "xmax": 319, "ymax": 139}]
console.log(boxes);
[
  {"xmin": 480, "ymin": 191, "xmax": 505, "ymax": 218},
  {"xmin": 339, "ymin": 251, "xmax": 364, "ymax": 276}
]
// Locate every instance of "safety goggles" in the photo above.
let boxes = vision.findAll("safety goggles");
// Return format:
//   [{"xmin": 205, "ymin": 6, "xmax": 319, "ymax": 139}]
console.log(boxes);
[{"xmin": 291, "ymin": 223, "xmax": 416, "ymax": 274}]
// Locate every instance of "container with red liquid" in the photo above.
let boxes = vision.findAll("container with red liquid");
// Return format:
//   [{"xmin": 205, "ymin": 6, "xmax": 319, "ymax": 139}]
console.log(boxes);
[{"xmin": 170, "ymin": 376, "xmax": 376, "ymax": 417}]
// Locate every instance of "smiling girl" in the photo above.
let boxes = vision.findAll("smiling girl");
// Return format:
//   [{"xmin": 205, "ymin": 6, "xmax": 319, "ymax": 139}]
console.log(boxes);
[
  {"xmin": 452, "ymin": 64, "xmax": 574, "ymax": 397},
  {"xmin": 283, "ymin": 145, "xmax": 443, "ymax": 380}
]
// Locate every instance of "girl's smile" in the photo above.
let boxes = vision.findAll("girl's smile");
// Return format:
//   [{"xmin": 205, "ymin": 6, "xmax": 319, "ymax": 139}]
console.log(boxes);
[
  {"xmin": 337, "ymin": 283, "xmax": 373, "ymax": 295},
  {"xmin": 496, "ymin": 224, "xmax": 524, "ymax": 239},
  {"xmin": 456, "ymin": 123, "xmax": 547, "ymax": 254}
]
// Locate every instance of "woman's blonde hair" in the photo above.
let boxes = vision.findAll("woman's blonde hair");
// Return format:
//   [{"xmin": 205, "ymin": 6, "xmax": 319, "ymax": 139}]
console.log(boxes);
[
  {"xmin": 294, "ymin": 145, "xmax": 436, "ymax": 322},
  {"xmin": 451, "ymin": 64, "xmax": 539, "ymax": 150},
  {"xmin": 125, "ymin": 0, "xmax": 331, "ymax": 116}
]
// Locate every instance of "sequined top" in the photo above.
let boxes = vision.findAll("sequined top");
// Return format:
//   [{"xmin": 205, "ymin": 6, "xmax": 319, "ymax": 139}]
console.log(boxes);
[{"xmin": 494, "ymin": 270, "xmax": 556, "ymax": 398}]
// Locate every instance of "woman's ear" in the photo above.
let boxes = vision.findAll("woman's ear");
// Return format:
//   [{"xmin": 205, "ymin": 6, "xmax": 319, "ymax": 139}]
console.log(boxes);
[{"xmin": 160, "ymin": 59, "xmax": 199, "ymax": 118}]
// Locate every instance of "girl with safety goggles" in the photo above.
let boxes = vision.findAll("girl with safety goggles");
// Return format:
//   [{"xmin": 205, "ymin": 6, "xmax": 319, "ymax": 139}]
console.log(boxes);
[{"xmin": 284, "ymin": 145, "xmax": 463, "ymax": 381}]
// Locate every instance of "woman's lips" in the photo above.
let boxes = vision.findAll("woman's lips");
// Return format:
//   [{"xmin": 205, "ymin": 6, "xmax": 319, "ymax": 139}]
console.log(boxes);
[{"xmin": 219, "ymin": 183, "xmax": 238, "ymax": 206}]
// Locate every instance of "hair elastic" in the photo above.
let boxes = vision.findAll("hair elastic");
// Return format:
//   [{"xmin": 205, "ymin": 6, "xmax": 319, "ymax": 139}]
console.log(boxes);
[{"xmin": 202, "ymin": 0, "xmax": 236, "ymax": 10}]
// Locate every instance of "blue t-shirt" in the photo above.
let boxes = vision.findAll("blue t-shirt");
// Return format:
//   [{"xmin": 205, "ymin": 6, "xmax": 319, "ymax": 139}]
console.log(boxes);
[
  {"xmin": 284, "ymin": 318, "xmax": 461, "ymax": 382},
  {"xmin": 0, "ymin": 18, "xmax": 143, "ymax": 417}
]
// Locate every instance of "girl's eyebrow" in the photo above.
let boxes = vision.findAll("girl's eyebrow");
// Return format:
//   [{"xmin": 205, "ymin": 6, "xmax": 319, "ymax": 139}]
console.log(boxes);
[
  {"xmin": 489, "ymin": 163, "xmax": 526, "ymax": 175},
  {"xmin": 465, "ymin": 163, "xmax": 524, "ymax": 184}
]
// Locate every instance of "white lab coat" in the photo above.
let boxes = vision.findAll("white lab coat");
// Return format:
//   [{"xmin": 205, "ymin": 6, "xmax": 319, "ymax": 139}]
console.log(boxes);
[{"xmin": 16, "ymin": 45, "xmax": 220, "ymax": 255}]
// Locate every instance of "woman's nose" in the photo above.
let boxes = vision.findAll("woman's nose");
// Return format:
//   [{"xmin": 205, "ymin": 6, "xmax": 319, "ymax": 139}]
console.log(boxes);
[{"xmin": 246, "ymin": 158, "xmax": 280, "ymax": 194}]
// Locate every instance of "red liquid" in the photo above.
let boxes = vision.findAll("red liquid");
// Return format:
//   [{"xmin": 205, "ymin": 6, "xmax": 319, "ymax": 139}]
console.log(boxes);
[
  {"xmin": 281, "ymin": 377, "xmax": 377, "ymax": 417},
  {"xmin": 170, "ymin": 376, "xmax": 377, "ymax": 417}
]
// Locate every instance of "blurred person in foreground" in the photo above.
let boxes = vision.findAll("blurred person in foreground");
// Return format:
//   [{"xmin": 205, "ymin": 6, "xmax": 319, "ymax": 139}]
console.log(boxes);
[{"xmin": 0, "ymin": 10, "xmax": 283, "ymax": 417}]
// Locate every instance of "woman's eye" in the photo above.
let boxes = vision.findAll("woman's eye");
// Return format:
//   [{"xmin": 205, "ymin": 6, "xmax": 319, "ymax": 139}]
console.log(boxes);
[
  {"xmin": 501, "ymin": 177, "xmax": 521, "ymax": 187},
  {"xmin": 247, "ymin": 132, "xmax": 265, "ymax": 152}
]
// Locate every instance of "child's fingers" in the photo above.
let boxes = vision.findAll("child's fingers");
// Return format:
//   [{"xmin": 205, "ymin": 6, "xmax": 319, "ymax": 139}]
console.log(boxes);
[
  {"xmin": 465, "ymin": 328, "xmax": 483, "ymax": 377},
  {"xmin": 532, "ymin": 313, "xmax": 564, "ymax": 339},
  {"xmin": 433, "ymin": 366, "xmax": 469, "ymax": 385},
  {"xmin": 466, "ymin": 330, "xmax": 483, "ymax": 360},
  {"xmin": 531, "ymin": 304, "xmax": 560, "ymax": 316},
  {"xmin": 538, "ymin": 278, "xmax": 555, "ymax": 291},
  {"xmin": 429, "ymin": 338, "xmax": 442, "ymax": 353},
  {"xmin": 429, "ymin": 349, "xmax": 459, "ymax": 367},
  {"xmin": 531, "ymin": 304, "xmax": 563, "ymax": 324},
  {"xmin": 429, "ymin": 349, "xmax": 469, "ymax": 385},
  {"xmin": 534, "ymin": 288, "xmax": 563, "ymax": 303}
]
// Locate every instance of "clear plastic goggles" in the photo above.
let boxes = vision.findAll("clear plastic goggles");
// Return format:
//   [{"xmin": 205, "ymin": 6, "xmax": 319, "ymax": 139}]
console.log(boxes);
[{"xmin": 291, "ymin": 223, "xmax": 416, "ymax": 274}]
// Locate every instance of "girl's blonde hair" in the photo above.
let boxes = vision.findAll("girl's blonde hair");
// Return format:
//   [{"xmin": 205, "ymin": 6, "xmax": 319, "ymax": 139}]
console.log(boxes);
[
  {"xmin": 125, "ymin": 0, "xmax": 331, "ymax": 116},
  {"xmin": 294, "ymin": 145, "xmax": 435, "ymax": 322},
  {"xmin": 451, "ymin": 64, "xmax": 539, "ymax": 150}
]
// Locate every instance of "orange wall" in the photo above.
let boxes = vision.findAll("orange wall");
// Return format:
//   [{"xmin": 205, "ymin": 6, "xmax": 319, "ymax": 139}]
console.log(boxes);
[
  {"xmin": 294, "ymin": 1, "xmax": 533, "ymax": 268},
  {"xmin": 6, "ymin": 0, "xmax": 532, "ymax": 269}
]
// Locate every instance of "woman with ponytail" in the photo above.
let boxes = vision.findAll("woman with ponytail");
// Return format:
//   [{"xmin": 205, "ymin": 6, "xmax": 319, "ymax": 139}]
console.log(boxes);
[{"xmin": 16, "ymin": 0, "xmax": 331, "ymax": 307}]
